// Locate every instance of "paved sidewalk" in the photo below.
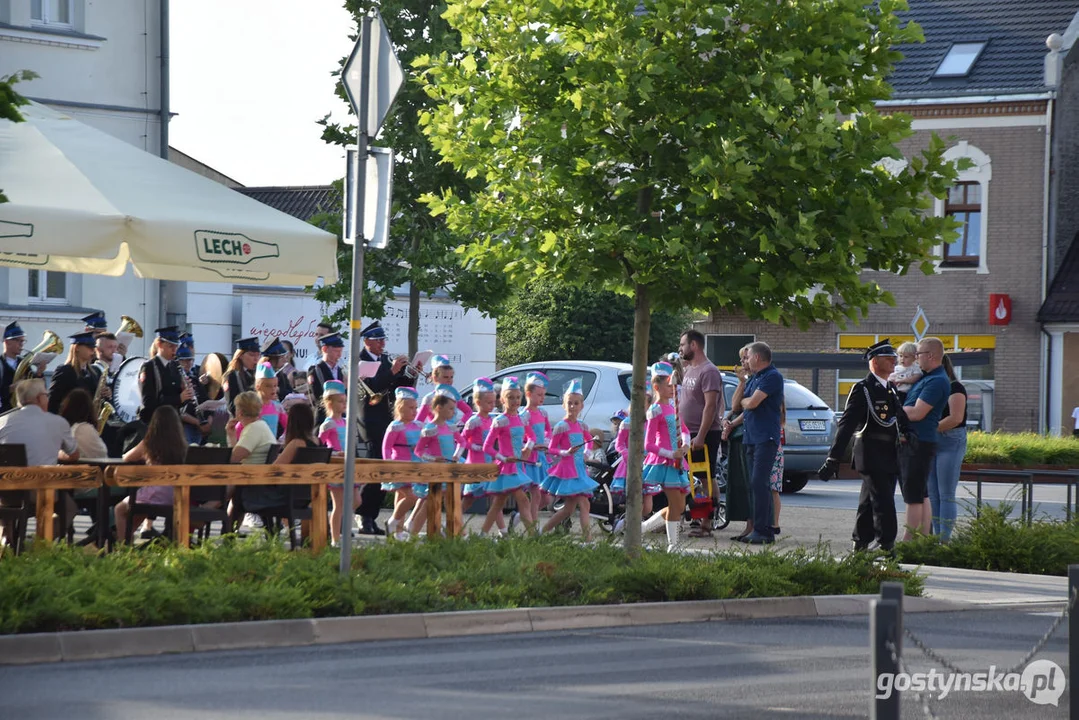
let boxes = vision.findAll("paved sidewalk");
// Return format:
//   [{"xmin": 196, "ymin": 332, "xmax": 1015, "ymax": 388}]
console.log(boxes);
[{"xmin": 912, "ymin": 564, "xmax": 1070, "ymax": 607}]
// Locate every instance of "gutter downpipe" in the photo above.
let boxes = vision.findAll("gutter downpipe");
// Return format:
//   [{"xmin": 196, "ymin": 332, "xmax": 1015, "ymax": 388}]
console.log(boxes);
[
  {"xmin": 1040, "ymin": 95, "xmax": 1054, "ymax": 435},
  {"xmin": 158, "ymin": 0, "xmax": 170, "ymax": 328}
]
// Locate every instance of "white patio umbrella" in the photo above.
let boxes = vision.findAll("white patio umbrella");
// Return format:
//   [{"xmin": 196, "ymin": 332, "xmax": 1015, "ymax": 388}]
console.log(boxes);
[{"xmin": 0, "ymin": 102, "xmax": 338, "ymax": 285}]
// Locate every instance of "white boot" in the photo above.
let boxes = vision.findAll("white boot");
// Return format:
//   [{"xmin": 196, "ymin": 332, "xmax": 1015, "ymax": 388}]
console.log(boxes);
[
  {"xmin": 641, "ymin": 511, "xmax": 666, "ymax": 534},
  {"xmin": 666, "ymin": 522, "xmax": 680, "ymax": 552}
]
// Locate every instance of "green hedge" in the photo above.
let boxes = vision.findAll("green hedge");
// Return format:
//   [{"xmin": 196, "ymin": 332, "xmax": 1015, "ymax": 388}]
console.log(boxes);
[
  {"xmin": 964, "ymin": 431, "xmax": 1079, "ymax": 467},
  {"xmin": 896, "ymin": 504, "xmax": 1079, "ymax": 576},
  {"xmin": 0, "ymin": 537, "xmax": 922, "ymax": 634}
]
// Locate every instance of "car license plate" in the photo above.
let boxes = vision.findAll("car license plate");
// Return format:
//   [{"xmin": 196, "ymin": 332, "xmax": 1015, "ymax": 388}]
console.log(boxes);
[{"xmin": 799, "ymin": 419, "xmax": 827, "ymax": 432}]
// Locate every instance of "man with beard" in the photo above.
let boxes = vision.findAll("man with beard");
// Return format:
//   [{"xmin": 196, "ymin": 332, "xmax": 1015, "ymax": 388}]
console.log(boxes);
[{"xmin": 677, "ymin": 329, "xmax": 724, "ymax": 533}]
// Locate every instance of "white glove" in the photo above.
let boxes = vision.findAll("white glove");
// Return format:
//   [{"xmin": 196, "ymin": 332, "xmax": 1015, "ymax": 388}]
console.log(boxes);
[
  {"xmin": 559, "ymin": 449, "xmax": 571, "ymax": 459},
  {"xmin": 680, "ymin": 432, "xmax": 692, "ymax": 447},
  {"xmin": 471, "ymin": 443, "xmax": 484, "ymax": 452},
  {"xmin": 659, "ymin": 448, "xmax": 675, "ymax": 460},
  {"xmin": 523, "ymin": 440, "xmax": 535, "ymax": 453},
  {"xmin": 496, "ymin": 453, "xmax": 507, "ymax": 463},
  {"xmin": 420, "ymin": 454, "xmax": 440, "ymax": 463}
]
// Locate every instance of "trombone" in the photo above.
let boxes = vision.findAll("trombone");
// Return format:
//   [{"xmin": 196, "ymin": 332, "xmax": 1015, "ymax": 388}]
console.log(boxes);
[{"xmin": 356, "ymin": 377, "xmax": 386, "ymax": 406}]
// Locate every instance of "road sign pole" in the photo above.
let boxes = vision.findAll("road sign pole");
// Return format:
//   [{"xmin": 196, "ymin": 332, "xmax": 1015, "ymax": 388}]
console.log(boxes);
[{"xmin": 340, "ymin": 12, "xmax": 372, "ymax": 577}]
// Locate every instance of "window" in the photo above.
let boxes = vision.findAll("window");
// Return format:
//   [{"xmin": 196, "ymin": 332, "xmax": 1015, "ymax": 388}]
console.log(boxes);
[
  {"xmin": 943, "ymin": 182, "xmax": 982, "ymax": 267},
  {"xmin": 31, "ymin": 0, "xmax": 73, "ymax": 27},
  {"xmin": 28, "ymin": 270, "xmax": 67, "ymax": 304},
  {"xmin": 934, "ymin": 42, "xmax": 986, "ymax": 78},
  {"xmin": 538, "ymin": 369, "xmax": 597, "ymax": 405}
]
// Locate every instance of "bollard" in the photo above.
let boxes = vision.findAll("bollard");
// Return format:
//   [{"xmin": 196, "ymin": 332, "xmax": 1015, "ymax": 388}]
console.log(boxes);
[
  {"xmin": 871, "ymin": 598, "xmax": 901, "ymax": 720},
  {"xmin": 1070, "ymin": 565, "xmax": 1078, "ymax": 720},
  {"xmin": 880, "ymin": 581, "xmax": 905, "ymax": 656}
]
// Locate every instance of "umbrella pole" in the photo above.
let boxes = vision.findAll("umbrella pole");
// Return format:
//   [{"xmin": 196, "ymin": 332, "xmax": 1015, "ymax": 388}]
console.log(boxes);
[{"xmin": 340, "ymin": 12, "xmax": 373, "ymax": 577}]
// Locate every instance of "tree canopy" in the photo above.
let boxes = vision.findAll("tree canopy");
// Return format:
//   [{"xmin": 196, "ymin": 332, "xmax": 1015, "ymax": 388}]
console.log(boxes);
[
  {"xmin": 0, "ymin": 71, "xmax": 33, "ymax": 204},
  {"xmin": 497, "ymin": 277, "xmax": 688, "ymax": 367}
]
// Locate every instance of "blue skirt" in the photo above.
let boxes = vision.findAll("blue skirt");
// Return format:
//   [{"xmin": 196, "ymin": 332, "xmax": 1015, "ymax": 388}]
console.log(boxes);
[
  {"xmin": 485, "ymin": 469, "xmax": 532, "ymax": 495},
  {"xmin": 643, "ymin": 462, "xmax": 689, "ymax": 491},
  {"xmin": 544, "ymin": 475, "xmax": 598, "ymax": 498},
  {"xmin": 381, "ymin": 482, "xmax": 411, "ymax": 492},
  {"xmin": 521, "ymin": 453, "xmax": 550, "ymax": 488},
  {"xmin": 611, "ymin": 477, "xmax": 664, "ymax": 496},
  {"xmin": 462, "ymin": 481, "xmax": 487, "ymax": 498}
]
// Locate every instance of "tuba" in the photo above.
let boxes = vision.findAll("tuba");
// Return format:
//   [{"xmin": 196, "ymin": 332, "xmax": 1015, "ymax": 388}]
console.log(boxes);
[
  {"xmin": 114, "ymin": 315, "xmax": 143, "ymax": 356},
  {"xmin": 10, "ymin": 331, "xmax": 63, "ymax": 404}
]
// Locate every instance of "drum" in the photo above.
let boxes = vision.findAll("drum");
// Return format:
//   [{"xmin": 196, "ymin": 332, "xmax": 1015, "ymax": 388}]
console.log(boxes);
[{"xmin": 111, "ymin": 357, "xmax": 145, "ymax": 424}]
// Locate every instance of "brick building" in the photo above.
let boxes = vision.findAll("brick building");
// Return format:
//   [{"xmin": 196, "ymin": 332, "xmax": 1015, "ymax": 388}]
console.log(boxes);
[{"xmin": 695, "ymin": 0, "xmax": 1079, "ymax": 434}]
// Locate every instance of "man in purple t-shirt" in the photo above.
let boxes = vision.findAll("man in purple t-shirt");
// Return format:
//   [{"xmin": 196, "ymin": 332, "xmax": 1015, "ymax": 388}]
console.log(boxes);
[{"xmin": 678, "ymin": 330, "xmax": 725, "ymax": 522}]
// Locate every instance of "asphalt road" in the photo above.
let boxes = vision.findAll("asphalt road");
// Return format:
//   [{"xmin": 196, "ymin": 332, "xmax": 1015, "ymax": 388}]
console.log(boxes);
[
  {"xmin": 787, "ymin": 478, "xmax": 1073, "ymax": 521},
  {"xmin": 1, "ymin": 609, "xmax": 1068, "ymax": 719}
]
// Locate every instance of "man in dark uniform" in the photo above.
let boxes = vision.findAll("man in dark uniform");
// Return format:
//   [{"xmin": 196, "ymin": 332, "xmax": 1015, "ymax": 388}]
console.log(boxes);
[
  {"xmin": 357, "ymin": 321, "xmax": 416, "ymax": 535},
  {"xmin": 308, "ymin": 331, "xmax": 346, "ymax": 423},
  {"xmin": 138, "ymin": 327, "xmax": 193, "ymax": 424},
  {"xmin": 48, "ymin": 331, "xmax": 102, "ymax": 414},
  {"xmin": 260, "ymin": 336, "xmax": 293, "ymax": 401},
  {"xmin": 819, "ymin": 339, "xmax": 903, "ymax": 551},
  {"xmin": 0, "ymin": 322, "xmax": 28, "ymax": 414}
]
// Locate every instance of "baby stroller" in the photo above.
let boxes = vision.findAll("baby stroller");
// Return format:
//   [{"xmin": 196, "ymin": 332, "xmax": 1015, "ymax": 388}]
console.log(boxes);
[{"xmin": 551, "ymin": 448, "xmax": 623, "ymax": 533}]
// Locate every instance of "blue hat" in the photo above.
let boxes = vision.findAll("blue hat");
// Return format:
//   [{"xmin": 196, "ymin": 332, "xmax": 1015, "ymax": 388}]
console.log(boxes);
[
  {"xmin": 236, "ymin": 337, "xmax": 260, "ymax": 353},
  {"xmin": 360, "ymin": 321, "xmax": 386, "ymax": 340},
  {"xmin": 178, "ymin": 332, "xmax": 194, "ymax": 348},
  {"xmin": 320, "ymin": 332, "xmax": 345, "ymax": 348},
  {"xmin": 473, "ymin": 377, "xmax": 494, "ymax": 394},
  {"xmin": 255, "ymin": 362, "xmax": 277, "ymax": 381},
  {"xmin": 68, "ymin": 331, "xmax": 97, "ymax": 347},
  {"xmin": 323, "ymin": 379, "xmax": 346, "ymax": 397},
  {"xmin": 395, "ymin": 387, "xmax": 419, "ymax": 401},
  {"xmin": 501, "ymin": 376, "xmax": 522, "ymax": 391},
  {"xmin": 155, "ymin": 326, "xmax": 181, "ymax": 345},
  {"xmin": 82, "ymin": 311, "xmax": 107, "ymax": 330},
  {"xmin": 176, "ymin": 345, "xmax": 194, "ymax": 359},
  {"xmin": 261, "ymin": 336, "xmax": 286, "ymax": 356},
  {"xmin": 3, "ymin": 322, "xmax": 25, "ymax": 340},
  {"xmin": 434, "ymin": 383, "xmax": 461, "ymax": 401},
  {"xmin": 611, "ymin": 409, "xmax": 628, "ymax": 423},
  {"xmin": 650, "ymin": 361, "xmax": 674, "ymax": 380},
  {"xmin": 864, "ymin": 338, "xmax": 897, "ymax": 361},
  {"xmin": 563, "ymin": 377, "xmax": 584, "ymax": 396},
  {"xmin": 431, "ymin": 354, "xmax": 452, "ymax": 370},
  {"xmin": 525, "ymin": 371, "xmax": 549, "ymax": 389}
]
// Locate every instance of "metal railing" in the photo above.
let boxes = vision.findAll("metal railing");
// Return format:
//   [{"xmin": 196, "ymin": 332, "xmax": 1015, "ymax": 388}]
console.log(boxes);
[{"xmin": 960, "ymin": 468, "xmax": 1079, "ymax": 524}]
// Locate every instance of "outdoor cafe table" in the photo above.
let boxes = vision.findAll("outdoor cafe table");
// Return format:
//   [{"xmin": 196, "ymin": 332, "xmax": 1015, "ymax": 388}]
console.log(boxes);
[{"xmin": 77, "ymin": 457, "xmax": 130, "ymax": 549}]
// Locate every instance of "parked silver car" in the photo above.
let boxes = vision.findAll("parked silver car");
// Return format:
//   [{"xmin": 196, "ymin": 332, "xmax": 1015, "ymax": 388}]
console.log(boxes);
[{"xmin": 462, "ymin": 360, "xmax": 837, "ymax": 493}]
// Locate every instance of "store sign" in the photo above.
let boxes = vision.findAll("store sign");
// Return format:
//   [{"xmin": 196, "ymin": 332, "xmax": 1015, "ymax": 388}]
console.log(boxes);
[{"xmin": 988, "ymin": 294, "xmax": 1012, "ymax": 326}]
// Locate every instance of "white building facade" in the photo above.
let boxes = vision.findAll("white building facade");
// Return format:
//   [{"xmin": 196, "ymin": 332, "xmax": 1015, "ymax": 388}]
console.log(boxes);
[{"xmin": 0, "ymin": 0, "xmax": 168, "ymax": 358}]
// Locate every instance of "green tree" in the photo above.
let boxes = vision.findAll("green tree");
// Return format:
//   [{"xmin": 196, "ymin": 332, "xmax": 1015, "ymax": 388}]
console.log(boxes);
[
  {"xmin": 417, "ymin": 0, "xmax": 960, "ymax": 553},
  {"xmin": 317, "ymin": 1, "xmax": 510, "ymax": 348},
  {"xmin": 0, "ymin": 71, "xmax": 34, "ymax": 204},
  {"xmin": 497, "ymin": 278, "xmax": 688, "ymax": 367}
]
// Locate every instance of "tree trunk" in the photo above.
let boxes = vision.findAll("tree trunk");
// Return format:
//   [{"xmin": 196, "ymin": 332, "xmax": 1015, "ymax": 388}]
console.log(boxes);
[
  {"xmin": 407, "ymin": 236, "xmax": 421, "ymax": 358},
  {"xmin": 624, "ymin": 282, "xmax": 650, "ymax": 557}
]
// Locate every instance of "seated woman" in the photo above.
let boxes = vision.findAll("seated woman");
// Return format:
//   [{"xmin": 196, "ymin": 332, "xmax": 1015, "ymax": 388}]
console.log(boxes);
[
  {"xmin": 58, "ymin": 388, "xmax": 108, "ymax": 459},
  {"xmin": 272, "ymin": 403, "xmax": 323, "ymax": 542},
  {"xmin": 113, "ymin": 405, "xmax": 188, "ymax": 542},
  {"xmin": 227, "ymin": 391, "xmax": 280, "ymax": 528}
]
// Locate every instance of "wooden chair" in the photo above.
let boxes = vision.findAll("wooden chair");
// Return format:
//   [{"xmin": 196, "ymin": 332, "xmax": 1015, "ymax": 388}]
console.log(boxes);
[
  {"xmin": 229, "ymin": 442, "xmax": 283, "ymax": 536},
  {"xmin": 0, "ymin": 444, "xmax": 30, "ymax": 554},
  {"xmin": 261, "ymin": 445, "xmax": 332, "ymax": 549}
]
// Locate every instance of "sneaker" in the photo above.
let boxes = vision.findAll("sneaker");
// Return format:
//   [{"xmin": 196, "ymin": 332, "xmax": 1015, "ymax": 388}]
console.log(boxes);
[
  {"xmin": 386, "ymin": 518, "xmax": 400, "ymax": 536},
  {"xmin": 508, "ymin": 512, "xmax": 521, "ymax": 532},
  {"xmin": 240, "ymin": 513, "xmax": 264, "ymax": 532},
  {"xmin": 394, "ymin": 530, "xmax": 411, "ymax": 541},
  {"xmin": 612, "ymin": 517, "xmax": 626, "ymax": 535}
]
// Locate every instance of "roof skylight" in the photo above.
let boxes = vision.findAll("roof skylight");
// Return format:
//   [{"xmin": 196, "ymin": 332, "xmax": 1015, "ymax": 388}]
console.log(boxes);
[{"xmin": 934, "ymin": 42, "xmax": 986, "ymax": 78}]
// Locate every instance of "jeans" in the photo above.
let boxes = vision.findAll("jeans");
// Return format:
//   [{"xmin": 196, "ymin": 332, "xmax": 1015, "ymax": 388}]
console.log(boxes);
[
  {"xmin": 927, "ymin": 426, "xmax": 967, "ymax": 541},
  {"xmin": 745, "ymin": 440, "xmax": 777, "ymax": 538}
]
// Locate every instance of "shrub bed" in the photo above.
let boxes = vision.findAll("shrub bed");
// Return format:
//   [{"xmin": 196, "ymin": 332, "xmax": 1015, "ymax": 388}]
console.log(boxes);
[
  {"xmin": 0, "ymin": 536, "xmax": 921, "ymax": 634},
  {"xmin": 896, "ymin": 504, "xmax": 1079, "ymax": 576},
  {"xmin": 964, "ymin": 431, "xmax": 1079, "ymax": 467}
]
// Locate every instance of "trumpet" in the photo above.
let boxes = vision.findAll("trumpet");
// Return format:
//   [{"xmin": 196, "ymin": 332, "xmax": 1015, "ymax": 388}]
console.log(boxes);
[
  {"xmin": 11, "ymin": 330, "xmax": 62, "ymax": 406},
  {"xmin": 396, "ymin": 354, "xmax": 420, "ymax": 380},
  {"xmin": 356, "ymin": 377, "xmax": 386, "ymax": 406}
]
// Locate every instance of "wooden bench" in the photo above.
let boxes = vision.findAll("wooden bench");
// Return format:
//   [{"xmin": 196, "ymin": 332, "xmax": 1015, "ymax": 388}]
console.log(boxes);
[
  {"xmin": 107, "ymin": 461, "xmax": 498, "ymax": 551},
  {"xmin": 0, "ymin": 466, "xmax": 102, "ymax": 543},
  {"xmin": 959, "ymin": 468, "xmax": 1079, "ymax": 524}
]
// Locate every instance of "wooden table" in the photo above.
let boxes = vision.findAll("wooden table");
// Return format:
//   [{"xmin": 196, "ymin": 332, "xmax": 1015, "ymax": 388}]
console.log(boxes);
[{"xmin": 0, "ymin": 465, "xmax": 101, "ymax": 543}]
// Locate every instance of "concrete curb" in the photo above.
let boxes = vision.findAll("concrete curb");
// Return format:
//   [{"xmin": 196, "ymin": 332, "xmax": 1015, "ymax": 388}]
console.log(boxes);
[{"xmin": 0, "ymin": 593, "xmax": 974, "ymax": 666}]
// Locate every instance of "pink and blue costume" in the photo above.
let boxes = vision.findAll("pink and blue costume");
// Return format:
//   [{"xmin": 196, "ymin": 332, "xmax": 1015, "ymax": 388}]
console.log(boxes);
[
  {"xmin": 462, "ymin": 378, "xmax": 496, "ymax": 498},
  {"xmin": 611, "ymin": 408, "xmax": 662, "ymax": 497},
  {"xmin": 418, "ymin": 384, "xmax": 473, "ymax": 427},
  {"xmin": 481, "ymin": 377, "xmax": 536, "ymax": 495},
  {"xmin": 380, "ymin": 419, "xmax": 423, "ymax": 492},
  {"xmin": 541, "ymin": 417, "xmax": 598, "ymax": 498},
  {"xmin": 643, "ymin": 362, "xmax": 691, "ymax": 491},
  {"xmin": 519, "ymin": 372, "xmax": 553, "ymax": 489},
  {"xmin": 414, "ymin": 422, "xmax": 464, "ymax": 498}
]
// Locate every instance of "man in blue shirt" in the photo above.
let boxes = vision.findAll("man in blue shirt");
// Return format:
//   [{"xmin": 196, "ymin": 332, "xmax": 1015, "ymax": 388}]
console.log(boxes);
[
  {"xmin": 899, "ymin": 337, "xmax": 951, "ymax": 541},
  {"xmin": 737, "ymin": 341, "xmax": 784, "ymax": 545}
]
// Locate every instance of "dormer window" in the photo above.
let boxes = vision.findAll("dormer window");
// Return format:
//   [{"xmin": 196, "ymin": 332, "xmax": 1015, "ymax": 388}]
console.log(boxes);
[{"xmin": 934, "ymin": 42, "xmax": 986, "ymax": 77}]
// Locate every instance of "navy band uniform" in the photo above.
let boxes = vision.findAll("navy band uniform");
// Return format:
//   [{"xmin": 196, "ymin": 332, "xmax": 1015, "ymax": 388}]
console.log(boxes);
[
  {"xmin": 820, "ymin": 339, "xmax": 903, "ymax": 551},
  {"xmin": 138, "ymin": 327, "xmax": 187, "ymax": 424},
  {"xmin": 48, "ymin": 331, "xmax": 101, "ymax": 415}
]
